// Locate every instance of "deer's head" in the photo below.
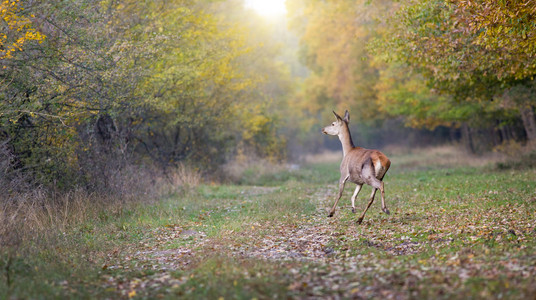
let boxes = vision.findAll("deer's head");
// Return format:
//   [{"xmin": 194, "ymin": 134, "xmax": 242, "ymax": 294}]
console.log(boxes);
[{"xmin": 322, "ymin": 110, "xmax": 350, "ymax": 136}]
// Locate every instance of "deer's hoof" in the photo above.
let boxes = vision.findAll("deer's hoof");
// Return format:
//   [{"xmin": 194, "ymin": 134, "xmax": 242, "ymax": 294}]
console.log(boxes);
[
  {"xmin": 328, "ymin": 212, "xmax": 334, "ymax": 218},
  {"xmin": 351, "ymin": 207, "xmax": 356, "ymax": 213},
  {"xmin": 383, "ymin": 208, "xmax": 391, "ymax": 215},
  {"xmin": 356, "ymin": 218, "xmax": 363, "ymax": 225}
]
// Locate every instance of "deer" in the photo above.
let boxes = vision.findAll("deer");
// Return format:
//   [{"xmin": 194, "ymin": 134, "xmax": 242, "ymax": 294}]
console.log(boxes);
[{"xmin": 321, "ymin": 110, "xmax": 391, "ymax": 224}]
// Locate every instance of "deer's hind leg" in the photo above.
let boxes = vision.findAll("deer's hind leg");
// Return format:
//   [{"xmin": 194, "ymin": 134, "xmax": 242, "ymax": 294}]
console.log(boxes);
[
  {"xmin": 350, "ymin": 184, "xmax": 363, "ymax": 213},
  {"xmin": 357, "ymin": 188, "xmax": 377, "ymax": 224},
  {"xmin": 356, "ymin": 159, "xmax": 386, "ymax": 224},
  {"xmin": 378, "ymin": 173, "xmax": 390, "ymax": 215},
  {"xmin": 380, "ymin": 180, "xmax": 390, "ymax": 215}
]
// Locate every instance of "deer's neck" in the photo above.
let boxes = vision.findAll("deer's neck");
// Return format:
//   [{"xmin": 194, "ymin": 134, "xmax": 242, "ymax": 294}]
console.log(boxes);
[{"xmin": 338, "ymin": 124, "xmax": 355, "ymax": 157}]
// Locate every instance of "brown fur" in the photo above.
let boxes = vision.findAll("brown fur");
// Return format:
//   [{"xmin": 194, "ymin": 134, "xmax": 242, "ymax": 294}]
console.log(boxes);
[{"xmin": 322, "ymin": 110, "xmax": 391, "ymax": 224}]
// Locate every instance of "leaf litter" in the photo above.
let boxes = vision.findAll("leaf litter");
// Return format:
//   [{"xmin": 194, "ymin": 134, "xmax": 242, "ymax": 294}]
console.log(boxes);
[{"xmin": 100, "ymin": 181, "xmax": 536, "ymax": 299}]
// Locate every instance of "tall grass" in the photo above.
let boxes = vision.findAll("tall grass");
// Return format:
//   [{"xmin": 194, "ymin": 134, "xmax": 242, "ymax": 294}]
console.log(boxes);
[{"xmin": 0, "ymin": 163, "xmax": 203, "ymax": 277}]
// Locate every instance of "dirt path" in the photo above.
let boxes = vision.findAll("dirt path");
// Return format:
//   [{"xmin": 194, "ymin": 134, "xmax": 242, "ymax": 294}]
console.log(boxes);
[
  {"xmin": 100, "ymin": 183, "xmax": 536, "ymax": 299},
  {"xmin": 101, "ymin": 186, "xmax": 348, "ymax": 296}
]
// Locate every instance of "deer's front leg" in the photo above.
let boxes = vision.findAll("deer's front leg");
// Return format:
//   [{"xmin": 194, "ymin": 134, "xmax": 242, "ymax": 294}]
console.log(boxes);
[{"xmin": 328, "ymin": 175, "xmax": 349, "ymax": 217}]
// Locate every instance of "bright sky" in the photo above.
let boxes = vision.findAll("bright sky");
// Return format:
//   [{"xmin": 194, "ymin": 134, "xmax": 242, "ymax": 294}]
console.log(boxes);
[{"xmin": 244, "ymin": 0, "xmax": 287, "ymax": 17}]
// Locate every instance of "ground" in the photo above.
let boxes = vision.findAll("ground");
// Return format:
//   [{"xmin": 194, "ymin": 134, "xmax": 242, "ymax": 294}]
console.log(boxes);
[{"xmin": 1, "ymin": 147, "xmax": 536, "ymax": 299}]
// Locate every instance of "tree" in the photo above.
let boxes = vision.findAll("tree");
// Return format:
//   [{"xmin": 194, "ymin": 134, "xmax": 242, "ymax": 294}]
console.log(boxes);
[
  {"xmin": 371, "ymin": 0, "xmax": 536, "ymax": 146},
  {"xmin": 292, "ymin": 0, "xmax": 386, "ymax": 116},
  {"xmin": 453, "ymin": 0, "xmax": 536, "ymax": 142},
  {"xmin": 286, "ymin": 0, "xmax": 395, "ymax": 150},
  {"xmin": 0, "ymin": 0, "xmax": 293, "ymax": 190}
]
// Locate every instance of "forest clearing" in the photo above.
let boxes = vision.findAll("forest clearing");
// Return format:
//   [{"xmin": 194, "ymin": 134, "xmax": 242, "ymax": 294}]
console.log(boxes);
[
  {"xmin": 2, "ymin": 146, "xmax": 535, "ymax": 299},
  {"xmin": 2, "ymin": 0, "xmax": 536, "ymax": 299}
]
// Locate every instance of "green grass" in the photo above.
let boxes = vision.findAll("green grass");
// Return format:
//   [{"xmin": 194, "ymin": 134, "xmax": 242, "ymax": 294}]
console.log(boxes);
[{"xmin": 1, "ymin": 148, "xmax": 535, "ymax": 299}]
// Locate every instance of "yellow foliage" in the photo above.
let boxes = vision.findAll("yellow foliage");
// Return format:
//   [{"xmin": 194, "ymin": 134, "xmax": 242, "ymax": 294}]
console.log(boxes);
[
  {"xmin": 0, "ymin": 0, "xmax": 45, "ymax": 60},
  {"xmin": 243, "ymin": 114, "xmax": 270, "ymax": 140}
]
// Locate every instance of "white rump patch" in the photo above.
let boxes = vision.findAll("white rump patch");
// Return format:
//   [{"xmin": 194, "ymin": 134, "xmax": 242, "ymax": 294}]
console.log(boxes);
[{"xmin": 374, "ymin": 160, "xmax": 383, "ymax": 177}]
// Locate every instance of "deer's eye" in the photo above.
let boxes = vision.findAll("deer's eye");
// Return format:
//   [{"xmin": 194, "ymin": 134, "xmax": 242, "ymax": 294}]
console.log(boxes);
[{"xmin": 332, "ymin": 123, "xmax": 335, "ymax": 126}]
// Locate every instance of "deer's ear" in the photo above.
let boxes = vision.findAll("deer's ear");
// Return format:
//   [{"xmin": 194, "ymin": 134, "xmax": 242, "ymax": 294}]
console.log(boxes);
[
  {"xmin": 343, "ymin": 110, "xmax": 350, "ymax": 123},
  {"xmin": 333, "ymin": 111, "xmax": 342, "ymax": 121}
]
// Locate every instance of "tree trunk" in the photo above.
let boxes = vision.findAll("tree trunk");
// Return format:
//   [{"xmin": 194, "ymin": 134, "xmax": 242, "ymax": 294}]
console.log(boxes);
[
  {"xmin": 449, "ymin": 127, "xmax": 459, "ymax": 143},
  {"xmin": 499, "ymin": 125, "xmax": 509, "ymax": 142},
  {"xmin": 461, "ymin": 122, "xmax": 475, "ymax": 153},
  {"xmin": 491, "ymin": 125, "xmax": 501, "ymax": 147},
  {"xmin": 520, "ymin": 105, "xmax": 536, "ymax": 143}
]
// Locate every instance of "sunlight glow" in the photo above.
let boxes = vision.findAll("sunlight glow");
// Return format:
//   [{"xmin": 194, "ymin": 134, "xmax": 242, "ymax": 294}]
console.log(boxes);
[{"xmin": 244, "ymin": 0, "xmax": 287, "ymax": 17}]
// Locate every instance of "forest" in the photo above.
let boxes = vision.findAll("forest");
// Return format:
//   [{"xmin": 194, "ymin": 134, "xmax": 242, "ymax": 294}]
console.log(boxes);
[
  {"xmin": 1, "ymin": 0, "xmax": 535, "ymax": 298},
  {"xmin": 2, "ymin": 0, "xmax": 535, "ymax": 194}
]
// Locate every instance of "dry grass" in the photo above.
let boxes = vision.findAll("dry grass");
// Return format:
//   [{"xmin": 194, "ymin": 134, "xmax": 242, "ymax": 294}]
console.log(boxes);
[
  {"xmin": 301, "ymin": 144, "xmax": 506, "ymax": 169},
  {"xmin": 167, "ymin": 163, "xmax": 203, "ymax": 190},
  {"xmin": 0, "ymin": 163, "xmax": 203, "ymax": 253},
  {"xmin": 222, "ymin": 153, "xmax": 292, "ymax": 184},
  {"xmin": 387, "ymin": 144, "xmax": 507, "ymax": 170},
  {"xmin": 0, "ymin": 189, "xmax": 103, "ymax": 248},
  {"xmin": 302, "ymin": 150, "xmax": 343, "ymax": 164},
  {"xmin": 492, "ymin": 139, "xmax": 536, "ymax": 156},
  {"xmin": 0, "ymin": 159, "xmax": 205, "ymax": 298}
]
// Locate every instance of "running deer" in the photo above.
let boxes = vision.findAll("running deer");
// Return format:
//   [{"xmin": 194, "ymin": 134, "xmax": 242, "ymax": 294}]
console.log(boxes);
[{"xmin": 321, "ymin": 110, "xmax": 391, "ymax": 224}]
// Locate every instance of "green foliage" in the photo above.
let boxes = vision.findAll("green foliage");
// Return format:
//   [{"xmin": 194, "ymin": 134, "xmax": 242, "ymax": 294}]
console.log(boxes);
[
  {"xmin": 1, "ymin": 0, "xmax": 138, "ymax": 187},
  {"xmin": 286, "ymin": 0, "xmax": 534, "ymax": 150},
  {"xmin": 0, "ymin": 0, "xmax": 292, "ymax": 189},
  {"xmin": 453, "ymin": 0, "xmax": 536, "ymax": 81},
  {"xmin": 366, "ymin": 0, "xmax": 536, "ymax": 146},
  {"xmin": 373, "ymin": 0, "xmax": 497, "ymax": 100}
]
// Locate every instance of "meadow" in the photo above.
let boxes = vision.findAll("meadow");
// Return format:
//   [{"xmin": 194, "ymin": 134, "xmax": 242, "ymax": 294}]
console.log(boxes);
[{"xmin": 1, "ymin": 146, "xmax": 535, "ymax": 299}]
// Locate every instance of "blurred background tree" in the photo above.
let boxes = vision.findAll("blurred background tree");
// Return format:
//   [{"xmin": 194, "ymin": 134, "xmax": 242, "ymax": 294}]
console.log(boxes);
[{"xmin": 370, "ymin": 0, "xmax": 536, "ymax": 151}]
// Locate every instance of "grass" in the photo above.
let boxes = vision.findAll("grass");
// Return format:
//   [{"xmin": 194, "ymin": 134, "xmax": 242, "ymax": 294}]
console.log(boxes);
[{"xmin": 1, "ymin": 146, "xmax": 535, "ymax": 299}]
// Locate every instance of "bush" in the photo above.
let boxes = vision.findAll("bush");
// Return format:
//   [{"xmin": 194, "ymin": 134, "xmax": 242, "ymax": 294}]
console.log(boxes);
[{"xmin": 496, "ymin": 151, "xmax": 536, "ymax": 170}]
